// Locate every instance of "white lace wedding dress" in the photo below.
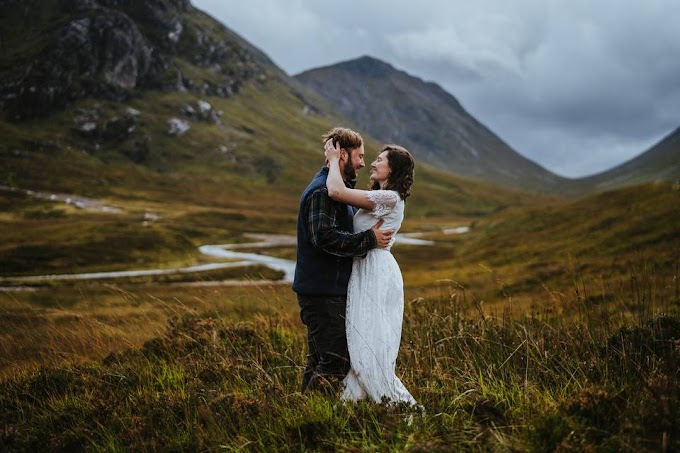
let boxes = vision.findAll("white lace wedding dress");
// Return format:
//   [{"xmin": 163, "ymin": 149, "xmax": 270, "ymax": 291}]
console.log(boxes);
[{"xmin": 341, "ymin": 189, "xmax": 417, "ymax": 405}]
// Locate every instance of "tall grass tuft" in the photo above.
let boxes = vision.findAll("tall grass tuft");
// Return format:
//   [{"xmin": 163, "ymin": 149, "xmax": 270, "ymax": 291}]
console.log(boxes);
[{"xmin": 1, "ymin": 261, "xmax": 679, "ymax": 451}]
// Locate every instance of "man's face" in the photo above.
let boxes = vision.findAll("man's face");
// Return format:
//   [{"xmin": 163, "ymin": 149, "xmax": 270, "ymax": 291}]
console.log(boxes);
[{"xmin": 341, "ymin": 144, "xmax": 365, "ymax": 180}]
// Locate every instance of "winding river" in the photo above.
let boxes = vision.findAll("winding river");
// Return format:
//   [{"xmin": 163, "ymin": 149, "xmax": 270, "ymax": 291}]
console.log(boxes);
[
  {"xmin": 0, "ymin": 232, "xmax": 451, "ymax": 290},
  {"xmin": 0, "ymin": 186, "xmax": 471, "ymax": 291}
]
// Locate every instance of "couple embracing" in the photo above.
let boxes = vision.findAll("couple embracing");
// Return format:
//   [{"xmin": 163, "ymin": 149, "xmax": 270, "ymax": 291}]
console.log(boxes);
[{"xmin": 293, "ymin": 127, "xmax": 418, "ymax": 406}]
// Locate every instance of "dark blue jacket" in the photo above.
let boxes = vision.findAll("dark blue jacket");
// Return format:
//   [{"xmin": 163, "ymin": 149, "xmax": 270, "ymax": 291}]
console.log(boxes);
[{"xmin": 293, "ymin": 167, "xmax": 376, "ymax": 296}]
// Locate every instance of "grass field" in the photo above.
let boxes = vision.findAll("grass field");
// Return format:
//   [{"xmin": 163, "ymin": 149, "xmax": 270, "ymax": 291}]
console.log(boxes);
[
  {"xmin": 0, "ymin": 267, "xmax": 678, "ymax": 451},
  {"xmin": 1, "ymin": 181, "xmax": 678, "ymax": 451}
]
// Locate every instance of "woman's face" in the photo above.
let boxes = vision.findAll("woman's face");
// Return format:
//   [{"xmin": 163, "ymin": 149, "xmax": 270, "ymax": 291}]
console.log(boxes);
[{"xmin": 370, "ymin": 151, "xmax": 391, "ymax": 185}]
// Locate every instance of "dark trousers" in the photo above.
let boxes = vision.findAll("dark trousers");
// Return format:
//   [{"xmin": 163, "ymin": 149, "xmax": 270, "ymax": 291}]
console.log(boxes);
[{"xmin": 298, "ymin": 294, "xmax": 350, "ymax": 393}]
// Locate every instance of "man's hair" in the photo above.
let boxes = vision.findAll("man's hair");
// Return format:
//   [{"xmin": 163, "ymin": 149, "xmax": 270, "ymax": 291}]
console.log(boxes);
[{"xmin": 321, "ymin": 127, "xmax": 363, "ymax": 153}]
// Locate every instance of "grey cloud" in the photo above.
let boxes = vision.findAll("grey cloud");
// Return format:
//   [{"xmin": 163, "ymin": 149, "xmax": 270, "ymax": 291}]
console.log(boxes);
[{"xmin": 192, "ymin": 0, "xmax": 680, "ymax": 177}]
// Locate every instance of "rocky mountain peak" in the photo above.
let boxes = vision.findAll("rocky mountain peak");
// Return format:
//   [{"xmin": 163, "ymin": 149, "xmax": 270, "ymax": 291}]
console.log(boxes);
[
  {"xmin": 336, "ymin": 55, "xmax": 396, "ymax": 78},
  {"xmin": 0, "ymin": 0, "xmax": 272, "ymax": 120}
]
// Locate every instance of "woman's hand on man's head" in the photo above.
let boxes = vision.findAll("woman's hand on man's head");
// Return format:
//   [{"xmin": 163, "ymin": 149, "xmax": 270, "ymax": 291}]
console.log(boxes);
[{"xmin": 324, "ymin": 138, "xmax": 342, "ymax": 162}]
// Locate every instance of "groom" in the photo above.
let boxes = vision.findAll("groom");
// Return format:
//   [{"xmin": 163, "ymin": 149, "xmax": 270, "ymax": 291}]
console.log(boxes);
[{"xmin": 293, "ymin": 127, "xmax": 394, "ymax": 393}]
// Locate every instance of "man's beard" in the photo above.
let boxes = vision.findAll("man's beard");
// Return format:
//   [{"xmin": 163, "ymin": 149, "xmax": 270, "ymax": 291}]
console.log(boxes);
[{"xmin": 343, "ymin": 158, "xmax": 357, "ymax": 180}]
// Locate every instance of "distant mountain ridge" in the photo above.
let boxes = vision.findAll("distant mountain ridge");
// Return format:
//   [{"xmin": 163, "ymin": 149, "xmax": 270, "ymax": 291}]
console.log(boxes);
[
  {"xmin": 296, "ymin": 56, "xmax": 680, "ymax": 195},
  {"xmin": 295, "ymin": 56, "xmax": 569, "ymax": 193},
  {"xmin": 574, "ymin": 127, "xmax": 680, "ymax": 191}
]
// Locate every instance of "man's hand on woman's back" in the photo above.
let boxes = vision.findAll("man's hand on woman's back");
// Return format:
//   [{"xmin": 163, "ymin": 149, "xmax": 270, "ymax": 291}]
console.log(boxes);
[{"xmin": 371, "ymin": 219, "xmax": 394, "ymax": 249}]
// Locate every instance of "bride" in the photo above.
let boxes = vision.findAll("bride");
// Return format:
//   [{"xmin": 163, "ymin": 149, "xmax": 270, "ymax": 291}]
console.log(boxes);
[{"xmin": 324, "ymin": 138, "xmax": 418, "ymax": 406}]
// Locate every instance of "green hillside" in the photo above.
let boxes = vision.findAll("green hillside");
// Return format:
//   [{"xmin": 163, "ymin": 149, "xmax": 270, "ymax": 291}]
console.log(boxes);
[{"xmin": 395, "ymin": 181, "xmax": 680, "ymax": 315}]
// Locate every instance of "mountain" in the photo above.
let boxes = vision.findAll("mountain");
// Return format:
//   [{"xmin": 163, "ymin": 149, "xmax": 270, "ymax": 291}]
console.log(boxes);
[
  {"xmin": 0, "ymin": 0, "xmax": 538, "ymax": 209},
  {"xmin": 573, "ymin": 127, "xmax": 680, "ymax": 192},
  {"xmin": 296, "ymin": 56, "xmax": 680, "ymax": 196},
  {"xmin": 0, "ymin": 0, "xmax": 316, "ymax": 195},
  {"xmin": 0, "ymin": 0, "xmax": 546, "ymax": 276},
  {"xmin": 295, "ymin": 56, "xmax": 570, "ymax": 193},
  {"xmin": 0, "ymin": 0, "xmax": 283, "ymax": 121}
]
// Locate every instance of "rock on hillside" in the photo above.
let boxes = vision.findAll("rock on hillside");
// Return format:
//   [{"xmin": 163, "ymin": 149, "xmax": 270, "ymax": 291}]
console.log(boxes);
[
  {"xmin": 0, "ymin": 0, "xmax": 276, "ymax": 120},
  {"xmin": 296, "ymin": 56, "xmax": 569, "ymax": 194}
]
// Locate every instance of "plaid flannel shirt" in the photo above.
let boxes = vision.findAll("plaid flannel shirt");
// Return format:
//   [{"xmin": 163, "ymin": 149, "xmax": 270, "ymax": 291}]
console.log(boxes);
[{"xmin": 306, "ymin": 188, "xmax": 376, "ymax": 257}]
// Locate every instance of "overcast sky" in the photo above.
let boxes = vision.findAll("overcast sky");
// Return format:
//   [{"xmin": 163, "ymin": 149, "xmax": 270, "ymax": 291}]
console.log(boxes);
[{"xmin": 193, "ymin": 0, "xmax": 680, "ymax": 178}]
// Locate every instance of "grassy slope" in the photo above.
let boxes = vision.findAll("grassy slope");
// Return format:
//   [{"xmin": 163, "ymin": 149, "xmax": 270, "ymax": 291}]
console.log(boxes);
[
  {"xmin": 0, "ymin": 74, "xmax": 541, "ymax": 276},
  {"xmin": 395, "ymin": 182, "xmax": 679, "ymax": 317},
  {"xmin": 568, "ymin": 127, "xmax": 680, "ymax": 194},
  {"xmin": 0, "ymin": 181, "xmax": 678, "ymax": 450}
]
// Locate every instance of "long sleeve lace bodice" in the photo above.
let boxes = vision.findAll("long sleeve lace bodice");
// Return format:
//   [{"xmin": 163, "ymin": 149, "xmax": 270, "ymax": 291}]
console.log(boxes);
[{"xmin": 354, "ymin": 190, "xmax": 404, "ymax": 251}]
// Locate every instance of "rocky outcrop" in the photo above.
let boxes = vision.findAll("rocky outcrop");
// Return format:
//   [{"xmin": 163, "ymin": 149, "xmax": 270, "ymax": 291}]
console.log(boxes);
[
  {"xmin": 167, "ymin": 118, "xmax": 190, "ymax": 136},
  {"xmin": 4, "ymin": 3, "xmax": 168, "ymax": 120},
  {"xmin": 0, "ymin": 0, "xmax": 271, "ymax": 120},
  {"xmin": 181, "ymin": 99, "xmax": 221, "ymax": 124},
  {"xmin": 71, "ymin": 104, "xmax": 139, "ymax": 141}
]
